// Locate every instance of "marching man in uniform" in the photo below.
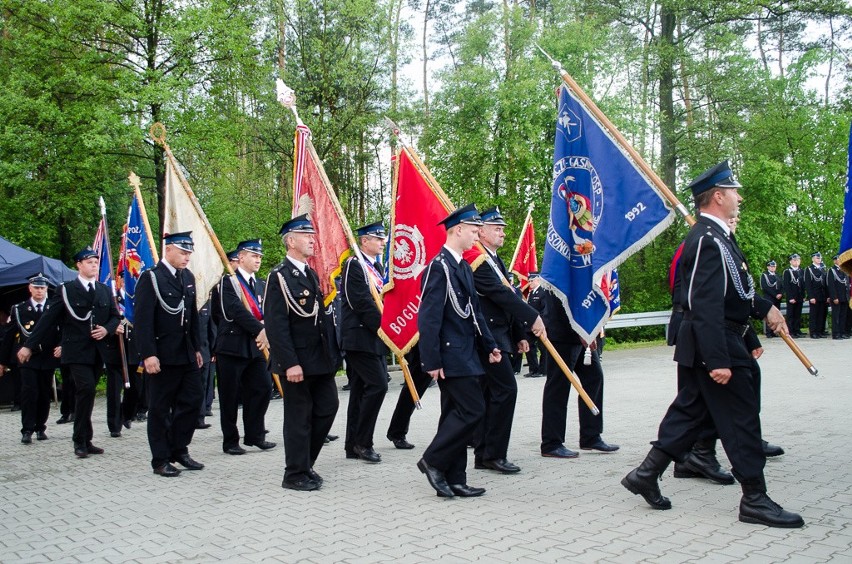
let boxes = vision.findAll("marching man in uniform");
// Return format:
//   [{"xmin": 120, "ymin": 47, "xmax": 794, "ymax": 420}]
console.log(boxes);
[
  {"xmin": 213, "ymin": 239, "xmax": 274, "ymax": 455},
  {"xmin": 265, "ymin": 215, "xmax": 340, "ymax": 492},
  {"xmin": 416, "ymin": 203, "xmax": 500, "ymax": 498},
  {"xmin": 135, "ymin": 232, "xmax": 205, "ymax": 477},
  {"xmin": 20, "ymin": 248, "xmax": 122, "ymax": 458},
  {"xmin": 341, "ymin": 222, "xmax": 389, "ymax": 464},
  {"xmin": 1, "ymin": 274, "xmax": 61, "ymax": 444},
  {"xmin": 621, "ymin": 161, "xmax": 803, "ymax": 528}
]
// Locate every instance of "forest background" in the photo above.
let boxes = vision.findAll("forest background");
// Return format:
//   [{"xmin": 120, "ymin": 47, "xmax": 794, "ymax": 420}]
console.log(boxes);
[{"xmin": 1, "ymin": 0, "xmax": 851, "ymax": 341}]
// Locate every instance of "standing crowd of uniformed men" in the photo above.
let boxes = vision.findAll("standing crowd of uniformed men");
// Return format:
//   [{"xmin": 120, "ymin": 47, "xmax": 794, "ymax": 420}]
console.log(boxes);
[{"xmin": 1, "ymin": 160, "xmax": 849, "ymax": 526}]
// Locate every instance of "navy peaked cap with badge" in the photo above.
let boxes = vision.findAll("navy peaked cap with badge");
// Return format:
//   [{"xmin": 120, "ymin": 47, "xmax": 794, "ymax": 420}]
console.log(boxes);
[
  {"xmin": 811, "ymin": 251, "xmax": 821, "ymax": 258},
  {"xmin": 73, "ymin": 246, "xmax": 98, "ymax": 262},
  {"xmin": 788, "ymin": 253, "xmax": 800, "ymax": 260},
  {"xmin": 237, "ymin": 239, "xmax": 263, "ymax": 255},
  {"xmin": 834, "ymin": 254, "xmax": 840, "ymax": 260},
  {"xmin": 439, "ymin": 203, "xmax": 483, "ymax": 228},
  {"xmin": 766, "ymin": 260, "xmax": 776, "ymax": 267},
  {"xmin": 28, "ymin": 273, "xmax": 49, "ymax": 287},
  {"xmin": 529, "ymin": 271, "xmax": 540, "ymax": 280},
  {"xmin": 279, "ymin": 214, "xmax": 315, "ymax": 236},
  {"xmin": 687, "ymin": 160, "xmax": 742, "ymax": 197},
  {"xmin": 356, "ymin": 221, "xmax": 386, "ymax": 238},
  {"xmin": 164, "ymin": 231, "xmax": 194, "ymax": 252},
  {"xmin": 227, "ymin": 249, "xmax": 240, "ymax": 261},
  {"xmin": 480, "ymin": 206, "xmax": 507, "ymax": 226}
]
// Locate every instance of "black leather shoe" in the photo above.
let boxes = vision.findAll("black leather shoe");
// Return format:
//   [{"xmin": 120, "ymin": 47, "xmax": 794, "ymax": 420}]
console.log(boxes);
[
  {"xmin": 307, "ymin": 468, "xmax": 324, "ymax": 486},
  {"xmin": 205, "ymin": 409, "xmax": 213, "ymax": 417},
  {"xmin": 245, "ymin": 440, "xmax": 276, "ymax": 450},
  {"xmin": 762, "ymin": 440, "xmax": 784, "ymax": 457},
  {"xmin": 341, "ymin": 383, "xmax": 351, "ymax": 391},
  {"xmin": 621, "ymin": 448, "xmax": 672, "ymax": 510},
  {"xmin": 135, "ymin": 413, "xmax": 147, "ymax": 422},
  {"xmin": 326, "ymin": 434, "xmax": 339, "ymax": 441},
  {"xmin": 195, "ymin": 422, "xmax": 211, "ymax": 430},
  {"xmin": 581, "ymin": 439, "xmax": 620, "ymax": 452},
  {"xmin": 153, "ymin": 463, "xmax": 181, "ymax": 477},
  {"xmin": 21, "ymin": 432, "xmax": 32, "ymax": 444},
  {"xmin": 354, "ymin": 445, "xmax": 382, "ymax": 463},
  {"xmin": 448, "ymin": 483, "xmax": 486, "ymax": 497},
  {"xmin": 110, "ymin": 431, "xmax": 122, "ymax": 438},
  {"xmin": 36, "ymin": 431, "xmax": 48, "ymax": 441},
  {"xmin": 225, "ymin": 446, "xmax": 247, "ymax": 455},
  {"xmin": 56, "ymin": 415, "xmax": 70, "ymax": 425},
  {"xmin": 123, "ymin": 420, "xmax": 132, "ymax": 430},
  {"xmin": 542, "ymin": 446, "xmax": 579, "ymax": 459},
  {"xmin": 172, "ymin": 454, "xmax": 204, "ymax": 470},
  {"xmin": 673, "ymin": 440, "xmax": 734, "ymax": 485},
  {"xmin": 739, "ymin": 491, "xmax": 804, "ymax": 528},
  {"xmin": 282, "ymin": 477, "xmax": 320, "ymax": 491},
  {"xmin": 86, "ymin": 442, "xmax": 104, "ymax": 455},
  {"xmin": 391, "ymin": 438, "xmax": 415, "ymax": 449},
  {"xmin": 417, "ymin": 458, "xmax": 454, "ymax": 498},
  {"xmin": 482, "ymin": 458, "xmax": 521, "ymax": 474},
  {"xmin": 74, "ymin": 444, "xmax": 89, "ymax": 458}
]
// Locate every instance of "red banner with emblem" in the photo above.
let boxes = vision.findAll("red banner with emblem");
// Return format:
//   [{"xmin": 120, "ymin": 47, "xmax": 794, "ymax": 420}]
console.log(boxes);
[
  {"xmin": 509, "ymin": 206, "xmax": 538, "ymax": 296},
  {"xmin": 378, "ymin": 147, "xmax": 454, "ymax": 355},
  {"xmin": 292, "ymin": 124, "xmax": 353, "ymax": 305}
]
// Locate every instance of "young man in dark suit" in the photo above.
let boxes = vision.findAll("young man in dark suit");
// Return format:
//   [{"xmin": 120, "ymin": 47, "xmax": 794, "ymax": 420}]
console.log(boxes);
[
  {"xmin": 416, "ymin": 203, "xmax": 500, "ymax": 498},
  {"xmin": 20, "ymin": 248, "xmax": 122, "ymax": 458},
  {"xmin": 135, "ymin": 232, "xmax": 204, "ymax": 477},
  {"xmin": 265, "ymin": 215, "xmax": 340, "ymax": 491}
]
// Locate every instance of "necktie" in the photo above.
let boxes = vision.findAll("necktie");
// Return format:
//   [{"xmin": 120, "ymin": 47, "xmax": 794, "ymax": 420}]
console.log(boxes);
[
  {"xmin": 249, "ymin": 277, "xmax": 256, "ymax": 295},
  {"xmin": 36, "ymin": 304, "xmax": 42, "ymax": 314},
  {"xmin": 176, "ymin": 269, "xmax": 184, "ymax": 288},
  {"xmin": 374, "ymin": 260, "xmax": 384, "ymax": 278}
]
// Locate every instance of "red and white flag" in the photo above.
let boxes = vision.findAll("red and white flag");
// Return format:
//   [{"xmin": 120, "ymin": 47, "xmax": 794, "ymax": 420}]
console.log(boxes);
[
  {"xmin": 379, "ymin": 147, "xmax": 454, "ymax": 355},
  {"xmin": 509, "ymin": 206, "xmax": 538, "ymax": 296},
  {"xmin": 292, "ymin": 124, "xmax": 353, "ymax": 305}
]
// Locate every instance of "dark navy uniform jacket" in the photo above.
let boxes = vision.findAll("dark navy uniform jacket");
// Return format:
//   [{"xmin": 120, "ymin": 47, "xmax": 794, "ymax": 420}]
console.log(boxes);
[
  {"xmin": 134, "ymin": 261, "xmax": 201, "ymax": 366},
  {"xmin": 804, "ymin": 264, "xmax": 828, "ymax": 301},
  {"xmin": 417, "ymin": 247, "xmax": 497, "ymax": 377},
  {"xmin": 340, "ymin": 254, "xmax": 387, "ymax": 355},
  {"xmin": 472, "ymin": 249, "xmax": 538, "ymax": 354},
  {"xmin": 828, "ymin": 266, "xmax": 850, "ymax": 303},
  {"xmin": 264, "ymin": 258, "xmax": 340, "ymax": 376},
  {"xmin": 782, "ymin": 267, "xmax": 804, "ymax": 301},
  {"xmin": 212, "ymin": 272, "xmax": 266, "ymax": 359},
  {"xmin": 1, "ymin": 299, "xmax": 61, "ymax": 370},
  {"xmin": 26, "ymin": 279, "xmax": 121, "ymax": 366},
  {"xmin": 673, "ymin": 216, "xmax": 772, "ymax": 372}
]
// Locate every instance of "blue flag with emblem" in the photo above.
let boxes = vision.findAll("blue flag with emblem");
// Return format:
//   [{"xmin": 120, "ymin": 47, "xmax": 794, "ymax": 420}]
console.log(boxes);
[
  {"xmin": 117, "ymin": 194, "xmax": 157, "ymax": 324},
  {"xmin": 540, "ymin": 84, "xmax": 674, "ymax": 342},
  {"xmin": 839, "ymin": 121, "xmax": 852, "ymax": 276}
]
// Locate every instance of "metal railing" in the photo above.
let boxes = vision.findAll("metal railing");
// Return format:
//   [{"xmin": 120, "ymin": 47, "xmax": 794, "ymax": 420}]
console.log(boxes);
[{"xmin": 607, "ymin": 303, "xmax": 810, "ymax": 330}]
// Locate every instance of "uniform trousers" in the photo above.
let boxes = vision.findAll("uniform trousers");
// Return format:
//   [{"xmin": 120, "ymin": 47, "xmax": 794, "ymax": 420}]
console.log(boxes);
[
  {"xmin": 146, "ymin": 363, "xmax": 202, "ymax": 468},
  {"xmin": 540, "ymin": 343, "xmax": 604, "ymax": 452},
  {"xmin": 386, "ymin": 347, "xmax": 432, "ymax": 441},
  {"xmin": 786, "ymin": 301, "xmax": 802, "ymax": 335},
  {"xmin": 422, "ymin": 375, "xmax": 485, "ymax": 485},
  {"xmin": 19, "ymin": 366, "xmax": 54, "ymax": 434},
  {"xmin": 654, "ymin": 362, "xmax": 765, "ymax": 485},
  {"xmin": 832, "ymin": 302, "xmax": 848, "ymax": 338},
  {"xmin": 198, "ymin": 360, "xmax": 214, "ymax": 419},
  {"xmin": 59, "ymin": 365, "xmax": 76, "ymax": 417},
  {"xmin": 68, "ymin": 363, "xmax": 102, "ymax": 446},
  {"xmin": 344, "ymin": 350, "xmax": 388, "ymax": 451},
  {"xmin": 473, "ymin": 354, "xmax": 517, "ymax": 461},
  {"xmin": 282, "ymin": 373, "xmax": 338, "ymax": 482},
  {"xmin": 217, "ymin": 354, "xmax": 271, "ymax": 448},
  {"xmin": 120, "ymin": 368, "xmax": 139, "ymax": 425},
  {"xmin": 105, "ymin": 364, "xmax": 127, "ymax": 434},
  {"xmin": 525, "ymin": 340, "xmax": 541, "ymax": 374},
  {"xmin": 809, "ymin": 301, "xmax": 828, "ymax": 335}
]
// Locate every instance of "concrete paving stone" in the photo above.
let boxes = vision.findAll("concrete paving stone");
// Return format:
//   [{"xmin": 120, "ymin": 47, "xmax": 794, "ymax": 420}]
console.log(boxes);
[{"xmin": 2, "ymin": 339, "xmax": 851, "ymax": 562}]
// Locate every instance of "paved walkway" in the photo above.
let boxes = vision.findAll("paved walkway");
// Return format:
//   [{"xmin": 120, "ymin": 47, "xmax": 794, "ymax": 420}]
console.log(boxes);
[{"xmin": 1, "ymin": 337, "xmax": 850, "ymax": 563}]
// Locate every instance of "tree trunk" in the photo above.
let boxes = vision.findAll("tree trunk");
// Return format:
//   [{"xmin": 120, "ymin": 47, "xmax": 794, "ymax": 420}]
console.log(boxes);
[
  {"xmin": 422, "ymin": 0, "xmax": 431, "ymax": 116},
  {"xmin": 658, "ymin": 3, "xmax": 676, "ymax": 191}
]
